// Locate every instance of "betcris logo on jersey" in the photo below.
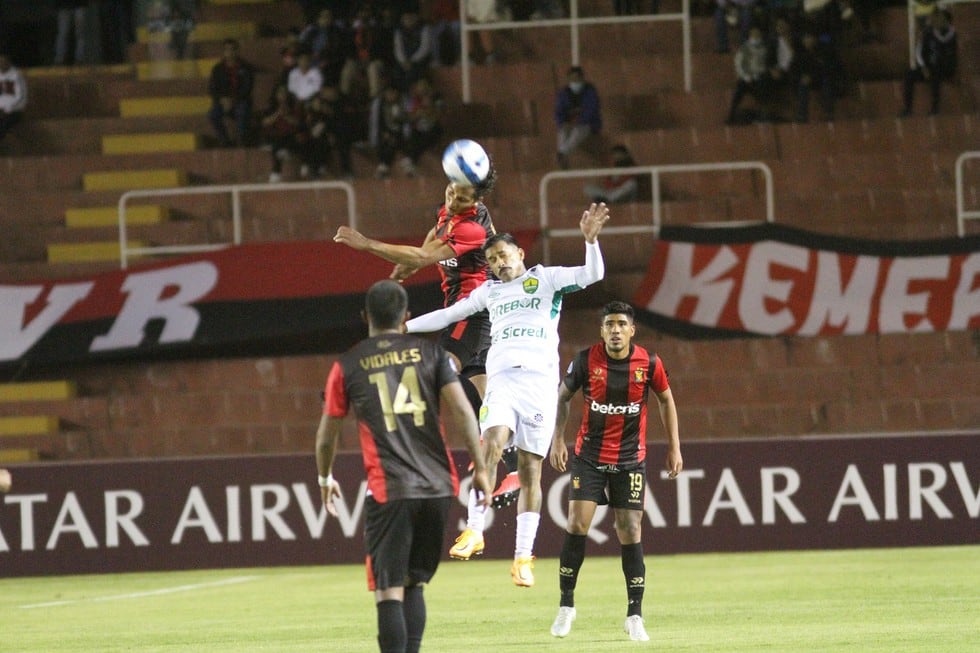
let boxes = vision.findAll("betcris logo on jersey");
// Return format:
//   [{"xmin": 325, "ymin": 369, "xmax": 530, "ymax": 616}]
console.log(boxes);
[
  {"xmin": 439, "ymin": 257, "xmax": 458, "ymax": 267},
  {"xmin": 590, "ymin": 399, "xmax": 641, "ymax": 415}
]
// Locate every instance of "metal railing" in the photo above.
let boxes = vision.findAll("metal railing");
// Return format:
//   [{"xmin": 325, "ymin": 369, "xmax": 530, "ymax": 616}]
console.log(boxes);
[
  {"xmin": 955, "ymin": 151, "xmax": 980, "ymax": 237},
  {"xmin": 459, "ymin": 0, "xmax": 692, "ymax": 103},
  {"xmin": 538, "ymin": 161, "xmax": 774, "ymax": 264},
  {"xmin": 117, "ymin": 180, "xmax": 356, "ymax": 269}
]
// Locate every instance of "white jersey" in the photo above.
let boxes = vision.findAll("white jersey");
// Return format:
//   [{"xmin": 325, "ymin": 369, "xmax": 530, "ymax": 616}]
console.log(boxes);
[{"xmin": 406, "ymin": 241, "xmax": 604, "ymax": 377}]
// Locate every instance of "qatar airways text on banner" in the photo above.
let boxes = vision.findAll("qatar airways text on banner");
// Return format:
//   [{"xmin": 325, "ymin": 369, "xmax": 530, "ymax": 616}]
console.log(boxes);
[
  {"xmin": 0, "ymin": 433, "xmax": 976, "ymax": 577},
  {"xmin": 632, "ymin": 224, "xmax": 980, "ymax": 337}
]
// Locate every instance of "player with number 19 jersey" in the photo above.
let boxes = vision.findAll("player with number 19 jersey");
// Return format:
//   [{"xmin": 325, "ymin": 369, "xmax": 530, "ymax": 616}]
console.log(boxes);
[
  {"xmin": 323, "ymin": 333, "xmax": 460, "ymax": 503},
  {"xmin": 562, "ymin": 343, "xmax": 669, "ymax": 468}
]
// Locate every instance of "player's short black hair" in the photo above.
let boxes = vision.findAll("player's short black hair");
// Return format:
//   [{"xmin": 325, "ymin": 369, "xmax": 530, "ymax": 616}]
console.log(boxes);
[
  {"xmin": 483, "ymin": 232, "xmax": 519, "ymax": 252},
  {"xmin": 365, "ymin": 280, "xmax": 408, "ymax": 330},
  {"xmin": 602, "ymin": 300, "xmax": 635, "ymax": 322}
]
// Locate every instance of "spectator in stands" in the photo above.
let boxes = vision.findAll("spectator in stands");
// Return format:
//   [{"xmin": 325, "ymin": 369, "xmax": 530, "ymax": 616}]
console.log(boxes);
[
  {"xmin": 725, "ymin": 25, "xmax": 772, "ymax": 125},
  {"xmin": 466, "ymin": 0, "xmax": 503, "ymax": 64},
  {"xmin": 792, "ymin": 29, "xmax": 836, "ymax": 122},
  {"xmin": 901, "ymin": 8, "xmax": 957, "ymax": 117},
  {"xmin": 208, "ymin": 39, "xmax": 256, "ymax": 147},
  {"xmin": 304, "ymin": 84, "xmax": 356, "ymax": 178},
  {"xmin": 403, "ymin": 77, "xmax": 444, "ymax": 176},
  {"xmin": 428, "ymin": 0, "xmax": 461, "ymax": 66},
  {"xmin": 99, "ymin": 0, "xmax": 135, "ymax": 64},
  {"xmin": 392, "ymin": 10, "xmax": 432, "ymax": 92},
  {"xmin": 301, "ymin": 8, "xmax": 351, "ymax": 87},
  {"xmin": 0, "ymin": 53, "xmax": 27, "ymax": 144},
  {"xmin": 288, "ymin": 49, "xmax": 324, "ymax": 104},
  {"xmin": 340, "ymin": 4, "xmax": 391, "ymax": 99},
  {"xmin": 279, "ymin": 27, "xmax": 302, "ymax": 86},
  {"xmin": 54, "ymin": 0, "xmax": 93, "ymax": 65},
  {"xmin": 0, "ymin": 467, "xmax": 10, "ymax": 492},
  {"xmin": 766, "ymin": 15, "xmax": 795, "ymax": 117},
  {"xmin": 261, "ymin": 84, "xmax": 308, "ymax": 183},
  {"xmin": 584, "ymin": 144, "xmax": 641, "ymax": 204},
  {"xmin": 555, "ymin": 66, "xmax": 603, "ymax": 169},
  {"xmin": 714, "ymin": 0, "xmax": 756, "ymax": 53},
  {"xmin": 369, "ymin": 84, "xmax": 409, "ymax": 179}
]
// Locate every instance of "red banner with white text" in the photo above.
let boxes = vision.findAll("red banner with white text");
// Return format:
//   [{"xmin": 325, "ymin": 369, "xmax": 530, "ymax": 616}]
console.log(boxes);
[{"xmin": 632, "ymin": 224, "xmax": 980, "ymax": 337}]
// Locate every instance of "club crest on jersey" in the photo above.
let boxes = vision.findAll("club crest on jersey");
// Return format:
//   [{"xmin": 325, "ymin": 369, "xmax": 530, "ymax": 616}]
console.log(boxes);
[
  {"xmin": 572, "ymin": 476, "xmax": 581, "ymax": 489},
  {"xmin": 522, "ymin": 277, "xmax": 539, "ymax": 294},
  {"xmin": 591, "ymin": 367, "xmax": 604, "ymax": 381},
  {"xmin": 479, "ymin": 405, "xmax": 489, "ymax": 423},
  {"xmin": 633, "ymin": 367, "xmax": 647, "ymax": 383}
]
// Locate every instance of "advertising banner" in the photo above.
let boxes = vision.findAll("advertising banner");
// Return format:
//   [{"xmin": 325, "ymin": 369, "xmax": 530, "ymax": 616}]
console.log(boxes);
[
  {"xmin": 633, "ymin": 224, "xmax": 980, "ymax": 337},
  {"xmin": 1, "ymin": 433, "xmax": 976, "ymax": 577}
]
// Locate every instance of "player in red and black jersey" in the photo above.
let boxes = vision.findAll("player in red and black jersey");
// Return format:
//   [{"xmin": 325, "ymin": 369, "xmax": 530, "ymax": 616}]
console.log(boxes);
[
  {"xmin": 548, "ymin": 300, "xmax": 682, "ymax": 642},
  {"xmin": 333, "ymin": 162, "xmax": 523, "ymax": 516},
  {"xmin": 316, "ymin": 280, "xmax": 490, "ymax": 653}
]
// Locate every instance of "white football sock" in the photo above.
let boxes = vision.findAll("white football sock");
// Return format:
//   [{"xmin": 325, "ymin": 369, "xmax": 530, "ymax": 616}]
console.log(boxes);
[
  {"xmin": 466, "ymin": 488, "xmax": 487, "ymax": 533},
  {"xmin": 514, "ymin": 511, "xmax": 540, "ymax": 558}
]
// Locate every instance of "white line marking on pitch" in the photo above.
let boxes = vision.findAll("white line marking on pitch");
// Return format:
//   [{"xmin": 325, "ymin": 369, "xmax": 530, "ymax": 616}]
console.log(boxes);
[{"xmin": 19, "ymin": 575, "xmax": 259, "ymax": 609}]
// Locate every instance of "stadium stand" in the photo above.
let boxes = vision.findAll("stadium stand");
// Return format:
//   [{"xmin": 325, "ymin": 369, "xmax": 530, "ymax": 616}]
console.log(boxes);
[{"xmin": 0, "ymin": 0, "xmax": 977, "ymax": 461}]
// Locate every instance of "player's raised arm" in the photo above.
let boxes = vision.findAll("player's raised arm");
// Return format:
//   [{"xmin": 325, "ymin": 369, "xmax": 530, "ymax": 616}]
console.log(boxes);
[
  {"xmin": 580, "ymin": 202, "xmax": 610, "ymax": 243},
  {"xmin": 572, "ymin": 202, "xmax": 609, "ymax": 287}
]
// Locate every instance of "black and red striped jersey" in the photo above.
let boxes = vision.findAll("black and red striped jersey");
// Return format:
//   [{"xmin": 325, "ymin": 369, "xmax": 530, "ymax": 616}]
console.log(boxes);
[
  {"xmin": 433, "ymin": 203, "xmax": 495, "ymax": 306},
  {"xmin": 324, "ymin": 333, "xmax": 460, "ymax": 503},
  {"xmin": 562, "ymin": 343, "xmax": 669, "ymax": 467}
]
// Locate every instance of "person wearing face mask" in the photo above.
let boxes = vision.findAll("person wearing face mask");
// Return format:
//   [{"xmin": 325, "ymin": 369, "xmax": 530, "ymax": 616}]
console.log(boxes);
[
  {"xmin": 725, "ymin": 25, "xmax": 773, "ymax": 125},
  {"xmin": 554, "ymin": 66, "xmax": 603, "ymax": 169}
]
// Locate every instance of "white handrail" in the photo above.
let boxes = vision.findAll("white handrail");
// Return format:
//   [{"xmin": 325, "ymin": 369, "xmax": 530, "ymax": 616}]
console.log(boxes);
[
  {"xmin": 459, "ymin": 0, "xmax": 691, "ymax": 103},
  {"xmin": 538, "ymin": 161, "xmax": 774, "ymax": 264},
  {"xmin": 117, "ymin": 180, "xmax": 356, "ymax": 269},
  {"xmin": 955, "ymin": 151, "xmax": 980, "ymax": 237}
]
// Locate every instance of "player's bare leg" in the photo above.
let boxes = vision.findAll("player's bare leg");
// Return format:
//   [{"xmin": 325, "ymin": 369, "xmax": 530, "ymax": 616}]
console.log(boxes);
[{"xmin": 449, "ymin": 426, "xmax": 509, "ymax": 560}]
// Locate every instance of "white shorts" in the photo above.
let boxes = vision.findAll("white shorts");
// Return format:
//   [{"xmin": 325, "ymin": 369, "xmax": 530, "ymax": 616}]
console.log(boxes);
[{"xmin": 480, "ymin": 366, "xmax": 558, "ymax": 458}]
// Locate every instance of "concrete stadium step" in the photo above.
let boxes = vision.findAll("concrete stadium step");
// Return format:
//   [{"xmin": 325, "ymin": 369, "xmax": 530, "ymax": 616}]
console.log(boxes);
[
  {"xmin": 136, "ymin": 58, "xmax": 219, "ymax": 81},
  {"xmin": 0, "ymin": 416, "xmax": 61, "ymax": 436},
  {"xmin": 82, "ymin": 168, "xmax": 189, "ymax": 192},
  {"xmin": 0, "ymin": 381, "xmax": 77, "ymax": 403},
  {"xmin": 46, "ymin": 241, "xmax": 147, "ymax": 263},
  {"xmin": 65, "ymin": 205, "xmax": 170, "ymax": 228},
  {"xmin": 136, "ymin": 21, "xmax": 257, "ymax": 44},
  {"xmin": 119, "ymin": 95, "xmax": 211, "ymax": 117},
  {"xmin": 102, "ymin": 132, "xmax": 200, "ymax": 155},
  {"xmin": 1, "ymin": 115, "xmax": 213, "ymax": 155}
]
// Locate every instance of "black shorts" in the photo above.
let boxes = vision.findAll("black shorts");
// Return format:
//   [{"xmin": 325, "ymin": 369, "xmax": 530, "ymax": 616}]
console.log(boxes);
[
  {"xmin": 364, "ymin": 496, "xmax": 452, "ymax": 591},
  {"xmin": 438, "ymin": 309, "xmax": 490, "ymax": 377},
  {"xmin": 569, "ymin": 457, "xmax": 646, "ymax": 510}
]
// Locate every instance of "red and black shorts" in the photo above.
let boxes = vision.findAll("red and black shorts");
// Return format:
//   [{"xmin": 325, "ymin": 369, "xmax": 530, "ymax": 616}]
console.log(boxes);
[
  {"xmin": 438, "ymin": 309, "xmax": 490, "ymax": 378},
  {"xmin": 569, "ymin": 457, "xmax": 646, "ymax": 510},
  {"xmin": 364, "ymin": 496, "xmax": 452, "ymax": 591}
]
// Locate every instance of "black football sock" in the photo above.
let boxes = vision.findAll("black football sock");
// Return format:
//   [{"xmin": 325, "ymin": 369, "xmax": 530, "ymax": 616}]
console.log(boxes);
[
  {"xmin": 403, "ymin": 585, "xmax": 426, "ymax": 653},
  {"xmin": 621, "ymin": 542, "xmax": 646, "ymax": 618},
  {"xmin": 376, "ymin": 599, "xmax": 406, "ymax": 653},
  {"xmin": 559, "ymin": 533, "xmax": 587, "ymax": 608}
]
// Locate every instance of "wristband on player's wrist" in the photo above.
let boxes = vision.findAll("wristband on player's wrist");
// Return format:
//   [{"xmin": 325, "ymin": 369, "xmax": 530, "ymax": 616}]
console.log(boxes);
[{"xmin": 317, "ymin": 474, "xmax": 335, "ymax": 488}]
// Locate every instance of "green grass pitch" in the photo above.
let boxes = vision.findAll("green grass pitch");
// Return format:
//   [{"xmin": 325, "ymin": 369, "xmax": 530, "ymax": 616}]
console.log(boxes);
[{"xmin": 3, "ymin": 546, "xmax": 977, "ymax": 652}]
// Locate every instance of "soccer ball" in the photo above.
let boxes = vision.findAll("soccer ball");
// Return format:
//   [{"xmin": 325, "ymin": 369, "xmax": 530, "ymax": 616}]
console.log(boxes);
[{"xmin": 442, "ymin": 139, "xmax": 490, "ymax": 186}]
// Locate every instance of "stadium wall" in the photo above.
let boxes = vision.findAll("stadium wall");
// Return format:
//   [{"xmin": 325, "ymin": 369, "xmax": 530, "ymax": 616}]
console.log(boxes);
[{"xmin": 1, "ymin": 432, "xmax": 976, "ymax": 578}]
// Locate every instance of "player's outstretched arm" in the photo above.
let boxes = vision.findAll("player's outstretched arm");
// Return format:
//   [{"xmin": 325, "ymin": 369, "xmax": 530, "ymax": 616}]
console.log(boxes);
[
  {"xmin": 441, "ymin": 381, "xmax": 491, "ymax": 508},
  {"xmin": 405, "ymin": 287, "xmax": 485, "ymax": 333},
  {"xmin": 334, "ymin": 226, "xmax": 454, "ymax": 270},
  {"xmin": 655, "ymin": 386, "xmax": 683, "ymax": 479}
]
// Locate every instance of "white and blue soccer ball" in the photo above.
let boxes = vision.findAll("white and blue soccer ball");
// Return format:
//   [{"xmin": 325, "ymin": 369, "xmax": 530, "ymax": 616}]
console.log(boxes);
[{"xmin": 441, "ymin": 139, "xmax": 490, "ymax": 186}]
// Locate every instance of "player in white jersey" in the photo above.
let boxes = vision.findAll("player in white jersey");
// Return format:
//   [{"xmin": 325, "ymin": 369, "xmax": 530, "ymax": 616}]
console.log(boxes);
[{"xmin": 406, "ymin": 202, "xmax": 610, "ymax": 587}]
